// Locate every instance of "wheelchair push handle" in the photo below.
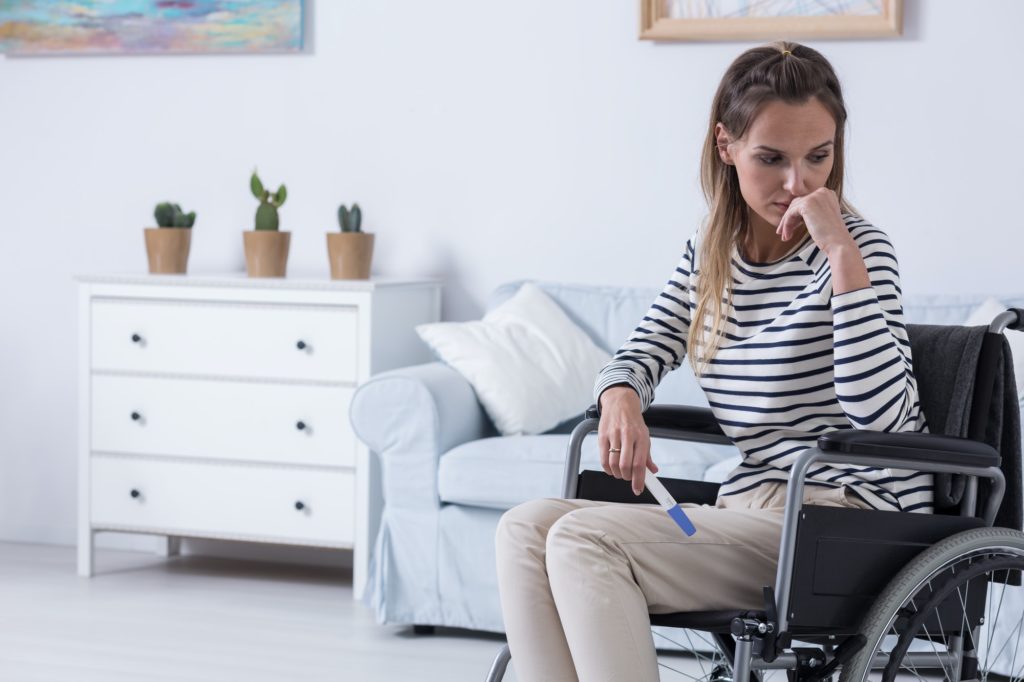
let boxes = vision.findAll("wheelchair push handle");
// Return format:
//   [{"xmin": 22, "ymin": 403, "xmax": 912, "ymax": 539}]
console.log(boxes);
[{"xmin": 990, "ymin": 307, "xmax": 1024, "ymax": 333}]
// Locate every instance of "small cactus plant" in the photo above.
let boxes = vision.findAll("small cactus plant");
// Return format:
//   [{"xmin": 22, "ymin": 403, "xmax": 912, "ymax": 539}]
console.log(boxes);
[
  {"xmin": 154, "ymin": 202, "xmax": 196, "ymax": 228},
  {"xmin": 250, "ymin": 170, "xmax": 287, "ymax": 231},
  {"xmin": 338, "ymin": 203, "xmax": 362, "ymax": 233}
]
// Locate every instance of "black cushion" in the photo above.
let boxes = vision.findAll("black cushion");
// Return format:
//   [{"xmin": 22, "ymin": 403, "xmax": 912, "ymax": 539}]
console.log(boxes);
[
  {"xmin": 577, "ymin": 470, "xmax": 720, "ymax": 506},
  {"xmin": 818, "ymin": 430, "xmax": 1000, "ymax": 468}
]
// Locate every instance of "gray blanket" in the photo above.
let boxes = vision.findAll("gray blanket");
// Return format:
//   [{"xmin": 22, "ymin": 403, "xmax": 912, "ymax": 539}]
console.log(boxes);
[{"xmin": 907, "ymin": 324, "xmax": 1022, "ymax": 530}]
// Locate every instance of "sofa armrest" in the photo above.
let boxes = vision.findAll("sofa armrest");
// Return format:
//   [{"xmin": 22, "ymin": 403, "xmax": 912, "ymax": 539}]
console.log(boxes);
[
  {"xmin": 817, "ymin": 430, "xmax": 1000, "ymax": 468},
  {"xmin": 349, "ymin": 362, "xmax": 494, "ymax": 510}
]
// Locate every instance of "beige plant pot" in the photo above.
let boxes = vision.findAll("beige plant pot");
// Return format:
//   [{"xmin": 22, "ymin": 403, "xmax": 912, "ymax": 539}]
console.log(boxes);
[
  {"xmin": 243, "ymin": 230, "xmax": 291, "ymax": 278},
  {"xmin": 327, "ymin": 232, "xmax": 374, "ymax": 280},
  {"xmin": 144, "ymin": 227, "xmax": 191, "ymax": 274}
]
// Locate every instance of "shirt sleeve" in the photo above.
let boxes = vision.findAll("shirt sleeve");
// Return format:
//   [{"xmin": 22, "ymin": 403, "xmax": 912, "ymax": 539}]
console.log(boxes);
[
  {"xmin": 828, "ymin": 224, "xmax": 921, "ymax": 431},
  {"xmin": 593, "ymin": 237, "xmax": 694, "ymax": 413}
]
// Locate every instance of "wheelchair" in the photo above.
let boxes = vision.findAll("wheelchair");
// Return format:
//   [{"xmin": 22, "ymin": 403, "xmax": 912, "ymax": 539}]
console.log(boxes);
[{"xmin": 486, "ymin": 308, "xmax": 1024, "ymax": 682}]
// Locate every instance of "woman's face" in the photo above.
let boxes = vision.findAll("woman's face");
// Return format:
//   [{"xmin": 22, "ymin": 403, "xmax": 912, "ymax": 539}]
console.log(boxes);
[{"xmin": 716, "ymin": 97, "xmax": 837, "ymax": 231}]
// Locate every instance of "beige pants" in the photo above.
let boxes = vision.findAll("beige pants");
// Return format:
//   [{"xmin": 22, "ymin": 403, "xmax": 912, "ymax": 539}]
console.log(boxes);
[{"xmin": 495, "ymin": 481, "xmax": 870, "ymax": 682}]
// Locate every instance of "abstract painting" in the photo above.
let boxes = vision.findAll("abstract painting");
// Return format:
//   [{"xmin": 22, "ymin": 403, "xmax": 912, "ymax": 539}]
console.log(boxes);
[
  {"xmin": 0, "ymin": 1, "xmax": 304, "ymax": 55},
  {"xmin": 640, "ymin": 0, "xmax": 902, "ymax": 41}
]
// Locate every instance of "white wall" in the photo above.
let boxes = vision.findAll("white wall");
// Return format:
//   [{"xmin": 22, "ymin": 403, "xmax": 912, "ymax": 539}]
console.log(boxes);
[{"xmin": 2, "ymin": 0, "xmax": 1022, "ymax": 553}]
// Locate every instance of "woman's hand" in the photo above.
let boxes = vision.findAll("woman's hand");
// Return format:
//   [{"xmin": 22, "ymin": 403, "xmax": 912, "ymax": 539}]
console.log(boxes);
[
  {"xmin": 776, "ymin": 188, "xmax": 854, "ymax": 257},
  {"xmin": 598, "ymin": 386, "xmax": 658, "ymax": 496}
]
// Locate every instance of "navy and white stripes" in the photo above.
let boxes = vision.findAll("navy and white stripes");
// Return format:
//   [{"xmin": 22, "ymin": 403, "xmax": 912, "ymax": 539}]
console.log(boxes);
[{"xmin": 593, "ymin": 214, "xmax": 932, "ymax": 514}]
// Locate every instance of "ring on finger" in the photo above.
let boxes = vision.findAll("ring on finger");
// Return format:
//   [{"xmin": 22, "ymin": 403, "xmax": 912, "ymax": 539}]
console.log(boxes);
[{"xmin": 608, "ymin": 447, "xmax": 621, "ymax": 453}]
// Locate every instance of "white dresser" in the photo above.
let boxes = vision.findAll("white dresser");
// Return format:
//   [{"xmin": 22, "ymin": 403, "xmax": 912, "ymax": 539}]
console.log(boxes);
[{"xmin": 76, "ymin": 274, "xmax": 441, "ymax": 597}]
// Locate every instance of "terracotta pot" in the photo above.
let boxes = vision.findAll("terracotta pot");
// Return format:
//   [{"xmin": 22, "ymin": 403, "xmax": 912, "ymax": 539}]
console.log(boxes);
[
  {"xmin": 327, "ymin": 232, "xmax": 375, "ymax": 280},
  {"xmin": 144, "ymin": 227, "xmax": 191, "ymax": 274},
  {"xmin": 243, "ymin": 230, "xmax": 291, "ymax": 278}
]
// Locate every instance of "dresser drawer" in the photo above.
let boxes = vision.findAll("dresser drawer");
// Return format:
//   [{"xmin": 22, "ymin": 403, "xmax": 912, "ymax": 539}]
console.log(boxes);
[
  {"xmin": 91, "ymin": 375, "xmax": 357, "ymax": 467},
  {"xmin": 91, "ymin": 298, "xmax": 359, "ymax": 382},
  {"xmin": 90, "ymin": 455, "xmax": 354, "ymax": 546}
]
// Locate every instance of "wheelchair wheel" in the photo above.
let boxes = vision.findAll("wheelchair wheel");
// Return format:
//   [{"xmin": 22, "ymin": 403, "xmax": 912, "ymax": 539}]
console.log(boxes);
[{"xmin": 840, "ymin": 527, "xmax": 1024, "ymax": 682}]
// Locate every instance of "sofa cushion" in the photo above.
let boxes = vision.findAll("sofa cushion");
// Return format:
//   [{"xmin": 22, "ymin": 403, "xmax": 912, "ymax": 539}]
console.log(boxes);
[
  {"xmin": 489, "ymin": 281, "xmax": 710, "ymax": 409},
  {"xmin": 416, "ymin": 282, "xmax": 610, "ymax": 436},
  {"xmin": 438, "ymin": 434, "xmax": 738, "ymax": 511}
]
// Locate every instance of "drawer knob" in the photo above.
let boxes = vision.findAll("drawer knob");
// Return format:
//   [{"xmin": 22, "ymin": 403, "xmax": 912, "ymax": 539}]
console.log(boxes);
[
  {"xmin": 296, "ymin": 340, "xmax": 308, "ymax": 351},
  {"xmin": 131, "ymin": 333, "xmax": 143, "ymax": 344},
  {"xmin": 294, "ymin": 501, "xmax": 305, "ymax": 511},
  {"xmin": 130, "ymin": 412, "xmax": 142, "ymax": 421},
  {"xmin": 130, "ymin": 489, "xmax": 141, "ymax": 499},
  {"xmin": 296, "ymin": 421, "xmax": 306, "ymax": 431}
]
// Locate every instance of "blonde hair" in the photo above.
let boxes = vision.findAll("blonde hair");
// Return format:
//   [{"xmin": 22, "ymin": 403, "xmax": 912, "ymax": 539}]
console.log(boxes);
[{"xmin": 690, "ymin": 41, "xmax": 860, "ymax": 377}]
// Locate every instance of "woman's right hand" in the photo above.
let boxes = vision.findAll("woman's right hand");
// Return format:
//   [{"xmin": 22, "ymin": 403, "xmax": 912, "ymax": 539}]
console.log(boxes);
[{"xmin": 598, "ymin": 386, "xmax": 658, "ymax": 496}]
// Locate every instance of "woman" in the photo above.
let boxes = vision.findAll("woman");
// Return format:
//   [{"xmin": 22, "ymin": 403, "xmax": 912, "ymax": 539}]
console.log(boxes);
[{"xmin": 495, "ymin": 41, "xmax": 930, "ymax": 682}]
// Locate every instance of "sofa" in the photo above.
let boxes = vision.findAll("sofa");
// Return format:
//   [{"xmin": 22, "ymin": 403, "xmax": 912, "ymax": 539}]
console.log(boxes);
[{"xmin": 349, "ymin": 281, "xmax": 1024, "ymax": 641}]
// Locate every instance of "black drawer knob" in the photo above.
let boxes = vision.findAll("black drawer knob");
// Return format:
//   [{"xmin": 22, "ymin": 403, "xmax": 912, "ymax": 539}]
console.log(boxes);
[
  {"xmin": 131, "ymin": 333, "xmax": 143, "ymax": 344},
  {"xmin": 294, "ymin": 501, "xmax": 305, "ymax": 511},
  {"xmin": 296, "ymin": 421, "xmax": 306, "ymax": 431},
  {"xmin": 296, "ymin": 340, "xmax": 307, "ymax": 350},
  {"xmin": 130, "ymin": 412, "xmax": 142, "ymax": 421},
  {"xmin": 130, "ymin": 489, "xmax": 141, "ymax": 499}
]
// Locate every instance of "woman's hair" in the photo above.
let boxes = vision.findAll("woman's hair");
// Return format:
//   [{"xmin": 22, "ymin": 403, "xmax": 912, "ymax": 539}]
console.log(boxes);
[{"xmin": 689, "ymin": 40, "xmax": 859, "ymax": 377}]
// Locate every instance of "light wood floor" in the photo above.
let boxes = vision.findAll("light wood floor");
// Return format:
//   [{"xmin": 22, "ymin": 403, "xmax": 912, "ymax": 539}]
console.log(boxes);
[{"xmin": 0, "ymin": 542, "xmax": 709, "ymax": 681}]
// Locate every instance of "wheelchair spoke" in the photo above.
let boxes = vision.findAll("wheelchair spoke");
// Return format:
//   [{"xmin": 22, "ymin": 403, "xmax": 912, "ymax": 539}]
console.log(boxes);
[
  {"xmin": 898, "ymin": 663, "xmax": 931, "ymax": 682},
  {"xmin": 917, "ymin": 573, "xmax": 954, "ymax": 679},
  {"xmin": 900, "ymin": 655, "xmax": 930, "ymax": 682},
  {"xmin": 680, "ymin": 629, "xmax": 712, "ymax": 679},
  {"xmin": 983, "ymin": 580, "xmax": 995, "ymax": 675},
  {"xmin": 956, "ymin": 578, "xmax": 974, "ymax": 653},
  {"xmin": 923, "ymin": 606, "xmax": 953, "ymax": 681},
  {"xmin": 655, "ymin": 629, "xmax": 711, "ymax": 680},
  {"xmin": 656, "ymin": 659, "xmax": 705, "ymax": 681},
  {"xmin": 983, "ymin": 569, "xmax": 1010, "ymax": 673},
  {"xmin": 983, "ymin": 569, "xmax": 999, "ymax": 667},
  {"xmin": 982, "ymin": 586, "xmax": 1017, "ymax": 671},
  {"xmin": 896, "ymin": 597, "xmax": 932, "ymax": 682},
  {"xmin": 1006, "ymin": 607, "xmax": 1024, "ymax": 682},
  {"xmin": 652, "ymin": 629, "xmax": 728, "ymax": 682}
]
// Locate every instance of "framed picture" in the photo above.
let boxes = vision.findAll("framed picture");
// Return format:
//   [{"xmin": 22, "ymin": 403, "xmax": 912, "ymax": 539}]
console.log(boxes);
[
  {"xmin": 640, "ymin": 0, "xmax": 903, "ymax": 41},
  {"xmin": 0, "ymin": 0, "xmax": 305, "ymax": 56}
]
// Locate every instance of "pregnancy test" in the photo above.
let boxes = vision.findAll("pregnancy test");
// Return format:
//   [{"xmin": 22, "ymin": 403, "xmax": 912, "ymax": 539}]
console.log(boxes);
[{"xmin": 645, "ymin": 470, "xmax": 696, "ymax": 536}]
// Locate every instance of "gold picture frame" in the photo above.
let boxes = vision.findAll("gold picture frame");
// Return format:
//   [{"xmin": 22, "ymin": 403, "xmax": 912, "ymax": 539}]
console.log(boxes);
[{"xmin": 640, "ymin": 0, "xmax": 903, "ymax": 41}]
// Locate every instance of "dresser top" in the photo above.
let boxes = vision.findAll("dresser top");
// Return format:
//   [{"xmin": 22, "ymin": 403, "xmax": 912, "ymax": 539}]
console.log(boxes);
[{"xmin": 76, "ymin": 273, "xmax": 441, "ymax": 291}]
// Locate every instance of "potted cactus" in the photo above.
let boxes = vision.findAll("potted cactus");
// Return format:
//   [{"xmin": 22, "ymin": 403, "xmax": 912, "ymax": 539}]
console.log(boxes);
[
  {"xmin": 144, "ymin": 202, "xmax": 195, "ymax": 274},
  {"xmin": 327, "ymin": 203, "xmax": 374, "ymax": 280},
  {"xmin": 243, "ymin": 170, "xmax": 290, "ymax": 278}
]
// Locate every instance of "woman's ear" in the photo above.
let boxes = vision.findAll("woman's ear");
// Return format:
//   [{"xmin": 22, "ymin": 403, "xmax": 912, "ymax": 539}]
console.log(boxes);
[{"xmin": 715, "ymin": 123, "xmax": 735, "ymax": 165}]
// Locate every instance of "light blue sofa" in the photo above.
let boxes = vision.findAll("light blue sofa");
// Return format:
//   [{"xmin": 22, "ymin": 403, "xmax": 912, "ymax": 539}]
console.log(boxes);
[{"xmin": 349, "ymin": 281, "xmax": 1024, "ymax": 637}]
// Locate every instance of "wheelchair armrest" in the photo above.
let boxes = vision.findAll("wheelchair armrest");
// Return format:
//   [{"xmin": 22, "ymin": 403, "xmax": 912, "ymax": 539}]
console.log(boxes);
[
  {"xmin": 817, "ymin": 430, "xmax": 1000, "ymax": 468},
  {"xmin": 585, "ymin": 403, "xmax": 727, "ymax": 438}
]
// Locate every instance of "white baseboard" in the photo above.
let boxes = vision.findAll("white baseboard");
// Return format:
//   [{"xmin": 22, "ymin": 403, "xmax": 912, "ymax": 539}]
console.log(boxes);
[{"xmin": 0, "ymin": 524, "xmax": 353, "ymax": 570}]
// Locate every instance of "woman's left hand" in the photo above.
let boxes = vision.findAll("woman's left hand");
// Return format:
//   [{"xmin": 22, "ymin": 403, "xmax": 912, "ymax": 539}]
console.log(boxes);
[{"xmin": 776, "ymin": 188, "xmax": 854, "ymax": 256}]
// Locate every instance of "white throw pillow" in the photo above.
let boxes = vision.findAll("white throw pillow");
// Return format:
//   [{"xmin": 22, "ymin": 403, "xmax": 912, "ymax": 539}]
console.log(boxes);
[
  {"xmin": 964, "ymin": 297, "xmax": 1024, "ymax": 401},
  {"xmin": 415, "ymin": 283, "xmax": 611, "ymax": 436}
]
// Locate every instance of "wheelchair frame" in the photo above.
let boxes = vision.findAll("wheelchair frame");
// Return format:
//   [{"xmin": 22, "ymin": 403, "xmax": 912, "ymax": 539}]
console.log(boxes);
[{"xmin": 486, "ymin": 309, "xmax": 1022, "ymax": 682}]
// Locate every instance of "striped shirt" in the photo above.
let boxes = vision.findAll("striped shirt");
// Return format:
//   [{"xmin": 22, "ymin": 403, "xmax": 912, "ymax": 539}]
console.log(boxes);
[{"xmin": 593, "ymin": 213, "xmax": 933, "ymax": 513}]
